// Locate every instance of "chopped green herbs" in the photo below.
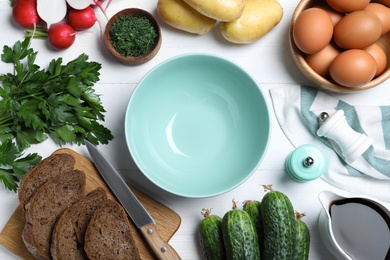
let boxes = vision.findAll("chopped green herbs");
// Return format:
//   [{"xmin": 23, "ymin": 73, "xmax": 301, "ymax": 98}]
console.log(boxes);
[
  {"xmin": 109, "ymin": 15, "xmax": 158, "ymax": 57},
  {"xmin": 0, "ymin": 38, "xmax": 113, "ymax": 191}
]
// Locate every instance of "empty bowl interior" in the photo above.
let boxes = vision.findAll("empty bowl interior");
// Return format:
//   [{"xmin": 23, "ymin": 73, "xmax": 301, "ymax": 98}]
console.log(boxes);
[{"xmin": 125, "ymin": 54, "xmax": 271, "ymax": 197}]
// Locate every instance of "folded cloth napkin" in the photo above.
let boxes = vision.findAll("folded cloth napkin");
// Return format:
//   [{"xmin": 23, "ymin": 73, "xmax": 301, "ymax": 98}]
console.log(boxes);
[{"xmin": 270, "ymin": 84, "xmax": 390, "ymax": 202}]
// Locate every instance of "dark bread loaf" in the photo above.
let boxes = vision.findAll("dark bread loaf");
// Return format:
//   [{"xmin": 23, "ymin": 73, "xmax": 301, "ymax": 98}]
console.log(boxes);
[
  {"xmin": 84, "ymin": 199, "xmax": 141, "ymax": 260},
  {"xmin": 22, "ymin": 169, "xmax": 86, "ymax": 260},
  {"xmin": 51, "ymin": 187, "xmax": 107, "ymax": 260},
  {"xmin": 18, "ymin": 153, "xmax": 76, "ymax": 210}
]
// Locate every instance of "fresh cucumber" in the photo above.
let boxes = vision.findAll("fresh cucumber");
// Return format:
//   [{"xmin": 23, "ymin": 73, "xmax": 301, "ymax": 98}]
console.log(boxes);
[
  {"xmin": 261, "ymin": 185, "xmax": 295, "ymax": 260},
  {"xmin": 243, "ymin": 200, "xmax": 263, "ymax": 254},
  {"xmin": 243, "ymin": 200, "xmax": 262, "ymax": 234},
  {"xmin": 222, "ymin": 199, "xmax": 261, "ymax": 260},
  {"xmin": 293, "ymin": 212, "xmax": 310, "ymax": 260},
  {"xmin": 198, "ymin": 208, "xmax": 226, "ymax": 260}
]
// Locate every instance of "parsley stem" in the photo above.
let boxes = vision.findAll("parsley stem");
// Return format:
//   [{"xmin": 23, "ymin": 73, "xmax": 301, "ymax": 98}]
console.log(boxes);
[{"xmin": 0, "ymin": 114, "xmax": 13, "ymax": 127}]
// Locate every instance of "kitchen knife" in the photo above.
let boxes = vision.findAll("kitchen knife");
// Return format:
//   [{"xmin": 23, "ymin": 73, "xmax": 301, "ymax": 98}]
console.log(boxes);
[{"xmin": 85, "ymin": 140, "xmax": 181, "ymax": 260}]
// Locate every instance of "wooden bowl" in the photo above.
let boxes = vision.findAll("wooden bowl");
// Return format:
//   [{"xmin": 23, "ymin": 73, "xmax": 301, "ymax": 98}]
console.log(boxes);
[
  {"xmin": 104, "ymin": 8, "xmax": 162, "ymax": 65},
  {"xmin": 289, "ymin": 0, "xmax": 390, "ymax": 92}
]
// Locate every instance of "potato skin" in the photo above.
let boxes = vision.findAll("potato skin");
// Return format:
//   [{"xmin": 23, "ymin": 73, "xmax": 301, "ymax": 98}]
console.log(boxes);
[
  {"xmin": 183, "ymin": 0, "xmax": 245, "ymax": 21},
  {"xmin": 157, "ymin": 0, "xmax": 217, "ymax": 35},
  {"xmin": 220, "ymin": 0, "xmax": 284, "ymax": 44}
]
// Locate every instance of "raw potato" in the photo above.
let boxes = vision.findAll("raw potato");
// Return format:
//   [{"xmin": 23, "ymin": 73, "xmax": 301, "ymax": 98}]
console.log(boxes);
[
  {"xmin": 182, "ymin": 0, "xmax": 245, "ymax": 21},
  {"xmin": 220, "ymin": 0, "xmax": 283, "ymax": 44},
  {"xmin": 157, "ymin": 0, "xmax": 217, "ymax": 35}
]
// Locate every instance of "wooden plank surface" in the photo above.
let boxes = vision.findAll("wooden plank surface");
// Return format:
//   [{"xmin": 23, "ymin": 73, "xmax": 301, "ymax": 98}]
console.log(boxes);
[{"xmin": 0, "ymin": 148, "xmax": 181, "ymax": 259}]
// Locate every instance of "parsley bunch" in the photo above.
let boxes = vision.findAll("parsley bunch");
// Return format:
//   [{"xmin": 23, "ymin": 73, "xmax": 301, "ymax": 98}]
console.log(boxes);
[{"xmin": 0, "ymin": 38, "xmax": 113, "ymax": 191}]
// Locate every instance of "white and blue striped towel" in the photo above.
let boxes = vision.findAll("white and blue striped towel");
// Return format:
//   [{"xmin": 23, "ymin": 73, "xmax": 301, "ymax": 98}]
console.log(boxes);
[{"xmin": 270, "ymin": 84, "xmax": 390, "ymax": 202}]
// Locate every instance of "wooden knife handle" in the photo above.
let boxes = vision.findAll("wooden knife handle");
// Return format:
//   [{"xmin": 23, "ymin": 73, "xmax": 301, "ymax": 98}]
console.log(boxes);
[{"xmin": 140, "ymin": 223, "xmax": 182, "ymax": 260}]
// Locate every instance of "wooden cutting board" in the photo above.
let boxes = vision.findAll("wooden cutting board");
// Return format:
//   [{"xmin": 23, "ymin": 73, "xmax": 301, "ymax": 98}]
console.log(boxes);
[{"xmin": 0, "ymin": 148, "xmax": 181, "ymax": 259}]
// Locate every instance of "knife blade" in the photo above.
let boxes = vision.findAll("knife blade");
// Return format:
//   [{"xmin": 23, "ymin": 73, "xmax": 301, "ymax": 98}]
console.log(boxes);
[{"xmin": 85, "ymin": 140, "xmax": 181, "ymax": 260}]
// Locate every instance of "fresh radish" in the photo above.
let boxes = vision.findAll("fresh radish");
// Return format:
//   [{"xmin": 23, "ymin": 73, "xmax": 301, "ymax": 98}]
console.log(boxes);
[
  {"xmin": 35, "ymin": 0, "xmax": 108, "ymax": 29},
  {"xmin": 67, "ymin": 6, "xmax": 97, "ymax": 31},
  {"xmin": 67, "ymin": 0, "xmax": 108, "ymax": 19},
  {"xmin": 36, "ymin": 0, "xmax": 67, "ymax": 28},
  {"xmin": 12, "ymin": 0, "xmax": 40, "ymax": 28},
  {"xmin": 48, "ymin": 23, "xmax": 76, "ymax": 50}
]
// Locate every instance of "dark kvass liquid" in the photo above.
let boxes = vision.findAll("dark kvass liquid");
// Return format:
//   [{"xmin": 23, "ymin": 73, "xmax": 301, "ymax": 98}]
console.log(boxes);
[{"xmin": 330, "ymin": 198, "xmax": 390, "ymax": 260}]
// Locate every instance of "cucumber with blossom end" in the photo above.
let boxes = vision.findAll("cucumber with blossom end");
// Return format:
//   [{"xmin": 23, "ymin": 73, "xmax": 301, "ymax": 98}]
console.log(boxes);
[
  {"xmin": 261, "ymin": 184, "xmax": 295, "ymax": 260},
  {"xmin": 198, "ymin": 208, "xmax": 226, "ymax": 260},
  {"xmin": 293, "ymin": 211, "xmax": 310, "ymax": 260},
  {"xmin": 222, "ymin": 199, "xmax": 261, "ymax": 260}
]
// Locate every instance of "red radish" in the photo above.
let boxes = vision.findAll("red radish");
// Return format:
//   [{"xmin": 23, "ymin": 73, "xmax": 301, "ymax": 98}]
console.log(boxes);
[
  {"xmin": 48, "ymin": 23, "xmax": 76, "ymax": 50},
  {"xmin": 12, "ymin": 0, "xmax": 40, "ymax": 28},
  {"xmin": 67, "ymin": 6, "xmax": 97, "ymax": 31},
  {"xmin": 67, "ymin": 0, "xmax": 108, "ymax": 20}
]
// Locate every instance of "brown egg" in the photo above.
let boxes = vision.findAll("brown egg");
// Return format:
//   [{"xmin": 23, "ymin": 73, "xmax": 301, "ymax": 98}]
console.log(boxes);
[
  {"xmin": 314, "ymin": 4, "xmax": 344, "ymax": 25},
  {"xmin": 334, "ymin": 10, "xmax": 382, "ymax": 49},
  {"xmin": 293, "ymin": 8, "xmax": 334, "ymax": 54},
  {"xmin": 329, "ymin": 49, "xmax": 377, "ymax": 88},
  {"xmin": 364, "ymin": 43, "xmax": 387, "ymax": 77},
  {"xmin": 304, "ymin": 42, "xmax": 341, "ymax": 79},
  {"xmin": 364, "ymin": 3, "xmax": 390, "ymax": 36},
  {"xmin": 326, "ymin": 0, "xmax": 370, "ymax": 13}
]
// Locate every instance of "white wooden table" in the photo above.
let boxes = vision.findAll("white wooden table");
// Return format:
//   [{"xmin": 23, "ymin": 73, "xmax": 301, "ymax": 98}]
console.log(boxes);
[{"xmin": 1, "ymin": 0, "xmax": 389, "ymax": 259}]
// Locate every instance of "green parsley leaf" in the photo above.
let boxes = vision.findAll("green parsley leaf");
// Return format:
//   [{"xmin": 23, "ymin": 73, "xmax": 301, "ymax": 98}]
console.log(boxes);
[
  {"xmin": 0, "ymin": 140, "xmax": 41, "ymax": 192},
  {"xmin": 0, "ymin": 38, "xmax": 113, "ymax": 191}
]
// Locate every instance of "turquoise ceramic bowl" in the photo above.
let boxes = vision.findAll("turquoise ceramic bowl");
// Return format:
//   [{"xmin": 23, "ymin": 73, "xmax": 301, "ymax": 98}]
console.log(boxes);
[{"xmin": 125, "ymin": 54, "xmax": 271, "ymax": 198}]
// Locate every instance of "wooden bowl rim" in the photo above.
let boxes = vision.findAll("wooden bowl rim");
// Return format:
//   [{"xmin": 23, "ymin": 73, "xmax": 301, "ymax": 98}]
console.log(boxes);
[{"xmin": 104, "ymin": 8, "xmax": 162, "ymax": 65}]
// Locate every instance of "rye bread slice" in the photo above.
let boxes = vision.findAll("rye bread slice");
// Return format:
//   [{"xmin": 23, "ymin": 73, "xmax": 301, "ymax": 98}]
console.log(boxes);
[
  {"xmin": 18, "ymin": 153, "xmax": 76, "ymax": 210},
  {"xmin": 84, "ymin": 199, "xmax": 141, "ymax": 260},
  {"xmin": 51, "ymin": 187, "xmax": 107, "ymax": 260},
  {"xmin": 22, "ymin": 169, "xmax": 86, "ymax": 260}
]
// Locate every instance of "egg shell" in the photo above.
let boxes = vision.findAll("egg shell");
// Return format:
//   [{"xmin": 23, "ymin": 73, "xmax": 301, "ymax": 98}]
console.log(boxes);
[
  {"xmin": 334, "ymin": 10, "xmax": 382, "ymax": 49},
  {"xmin": 364, "ymin": 3, "xmax": 390, "ymax": 36},
  {"xmin": 313, "ymin": 4, "xmax": 344, "ymax": 25},
  {"xmin": 292, "ymin": 7, "xmax": 333, "ymax": 54},
  {"xmin": 329, "ymin": 49, "xmax": 377, "ymax": 88},
  {"xmin": 304, "ymin": 42, "xmax": 341, "ymax": 78},
  {"xmin": 325, "ymin": 0, "xmax": 370, "ymax": 13},
  {"xmin": 364, "ymin": 43, "xmax": 387, "ymax": 77}
]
